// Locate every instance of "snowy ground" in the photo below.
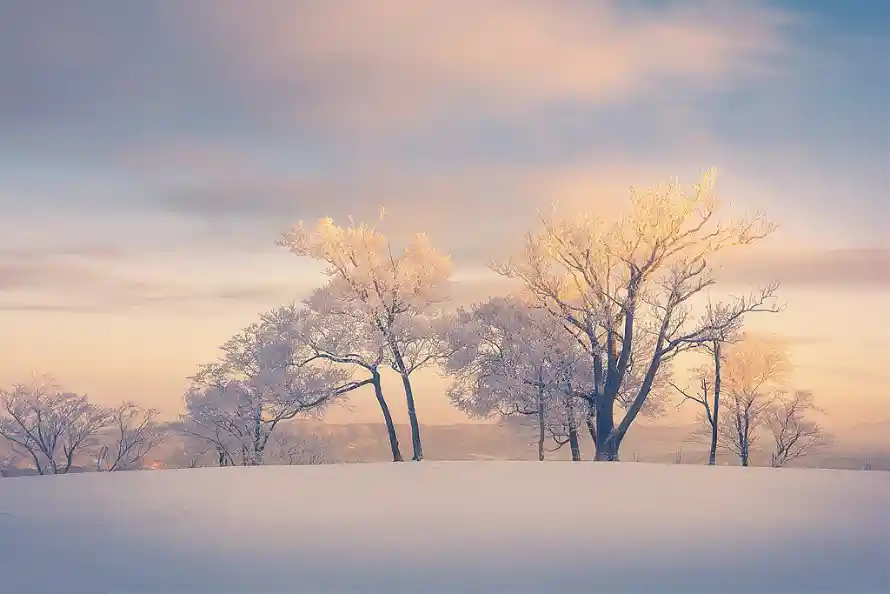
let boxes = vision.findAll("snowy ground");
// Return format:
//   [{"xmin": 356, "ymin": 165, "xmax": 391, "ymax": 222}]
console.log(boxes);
[{"xmin": 0, "ymin": 462, "xmax": 887, "ymax": 594}]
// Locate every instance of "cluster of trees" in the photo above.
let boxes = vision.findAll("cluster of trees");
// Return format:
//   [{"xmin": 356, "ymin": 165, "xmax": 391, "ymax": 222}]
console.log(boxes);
[
  {"xmin": 0, "ymin": 376, "xmax": 164, "ymax": 475},
  {"xmin": 177, "ymin": 169, "xmax": 829, "ymax": 467},
  {"xmin": 673, "ymin": 335, "xmax": 831, "ymax": 467},
  {"xmin": 1, "ymin": 170, "xmax": 833, "ymax": 473}
]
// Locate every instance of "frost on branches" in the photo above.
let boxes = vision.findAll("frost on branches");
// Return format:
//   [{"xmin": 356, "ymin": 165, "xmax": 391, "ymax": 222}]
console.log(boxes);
[
  {"xmin": 96, "ymin": 402, "xmax": 165, "ymax": 471},
  {"xmin": 767, "ymin": 390, "xmax": 831, "ymax": 468},
  {"xmin": 0, "ymin": 375, "xmax": 111, "ymax": 474},
  {"xmin": 700, "ymin": 336, "xmax": 831, "ymax": 467},
  {"xmin": 263, "ymin": 294, "xmax": 404, "ymax": 462},
  {"xmin": 440, "ymin": 297, "xmax": 668, "ymax": 461},
  {"xmin": 493, "ymin": 169, "xmax": 780, "ymax": 460},
  {"xmin": 279, "ymin": 216, "xmax": 452, "ymax": 461},
  {"xmin": 181, "ymin": 308, "xmax": 366, "ymax": 466}
]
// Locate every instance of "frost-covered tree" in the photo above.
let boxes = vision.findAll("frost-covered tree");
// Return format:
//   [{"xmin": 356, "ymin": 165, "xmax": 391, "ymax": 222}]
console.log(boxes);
[
  {"xmin": 266, "ymin": 429, "xmax": 330, "ymax": 466},
  {"xmin": 0, "ymin": 375, "xmax": 111, "ymax": 474},
  {"xmin": 441, "ymin": 296, "xmax": 585, "ymax": 461},
  {"xmin": 279, "ymin": 216, "xmax": 452, "ymax": 461},
  {"xmin": 766, "ymin": 390, "xmax": 831, "ymax": 468},
  {"xmin": 440, "ymin": 297, "xmax": 668, "ymax": 461},
  {"xmin": 674, "ymin": 299, "xmax": 775, "ymax": 466},
  {"xmin": 96, "ymin": 402, "xmax": 166, "ymax": 471},
  {"xmin": 0, "ymin": 447, "xmax": 22, "ymax": 477},
  {"xmin": 182, "ymin": 310, "xmax": 366, "ymax": 466},
  {"xmin": 494, "ymin": 169, "xmax": 779, "ymax": 460},
  {"xmin": 263, "ymin": 295, "xmax": 404, "ymax": 462},
  {"xmin": 715, "ymin": 336, "xmax": 790, "ymax": 467}
]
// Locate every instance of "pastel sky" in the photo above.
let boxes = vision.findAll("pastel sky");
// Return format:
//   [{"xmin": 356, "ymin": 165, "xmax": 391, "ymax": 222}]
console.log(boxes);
[{"xmin": 1, "ymin": 0, "xmax": 888, "ymax": 429}]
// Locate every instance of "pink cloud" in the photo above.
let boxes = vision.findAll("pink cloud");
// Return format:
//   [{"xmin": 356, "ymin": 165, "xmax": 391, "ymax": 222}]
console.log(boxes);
[{"xmin": 190, "ymin": 0, "xmax": 795, "ymax": 134}]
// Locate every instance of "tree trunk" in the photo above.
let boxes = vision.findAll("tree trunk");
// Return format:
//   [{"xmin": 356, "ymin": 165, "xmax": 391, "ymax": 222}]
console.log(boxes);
[
  {"xmin": 568, "ymin": 425, "xmax": 581, "ymax": 461},
  {"xmin": 28, "ymin": 450, "xmax": 45, "ymax": 475},
  {"xmin": 585, "ymin": 414, "xmax": 597, "ymax": 447},
  {"xmin": 389, "ymin": 340, "xmax": 424, "ymax": 461},
  {"xmin": 741, "ymin": 449, "xmax": 749, "ymax": 467},
  {"xmin": 537, "ymin": 388, "xmax": 545, "ymax": 462},
  {"xmin": 594, "ymin": 396, "xmax": 619, "ymax": 461},
  {"xmin": 399, "ymin": 372, "xmax": 423, "ymax": 461},
  {"xmin": 372, "ymin": 371, "xmax": 403, "ymax": 462},
  {"xmin": 709, "ymin": 342, "xmax": 721, "ymax": 466}
]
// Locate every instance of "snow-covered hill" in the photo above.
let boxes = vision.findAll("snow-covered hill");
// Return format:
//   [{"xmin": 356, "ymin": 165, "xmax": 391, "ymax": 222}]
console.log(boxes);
[{"xmin": 1, "ymin": 462, "xmax": 887, "ymax": 593}]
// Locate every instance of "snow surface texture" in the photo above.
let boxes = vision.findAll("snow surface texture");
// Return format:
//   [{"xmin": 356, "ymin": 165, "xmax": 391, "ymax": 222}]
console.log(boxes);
[{"xmin": 0, "ymin": 462, "xmax": 887, "ymax": 594}]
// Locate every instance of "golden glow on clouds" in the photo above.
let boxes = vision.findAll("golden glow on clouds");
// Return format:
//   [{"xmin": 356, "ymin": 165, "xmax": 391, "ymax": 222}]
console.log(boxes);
[
  {"xmin": 0, "ymin": 1, "xmax": 886, "ymax": 432},
  {"xmin": 197, "ymin": 0, "xmax": 791, "ymax": 132},
  {"xmin": 2, "ymin": 281, "xmax": 887, "ymax": 429}
]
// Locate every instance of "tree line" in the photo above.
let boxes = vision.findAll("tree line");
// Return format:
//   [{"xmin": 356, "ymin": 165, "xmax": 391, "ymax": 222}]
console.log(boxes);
[{"xmin": 0, "ymin": 170, "xmax": 833, "ymax": 474}]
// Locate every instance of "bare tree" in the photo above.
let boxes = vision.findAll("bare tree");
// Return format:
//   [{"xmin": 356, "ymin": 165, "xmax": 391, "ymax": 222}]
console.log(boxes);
[
  {"xmin": 671, "ymin": 298, "xmax": 761, "ymax": 466},
  {"xmin": 716, "ymin": 337, "xmax": 790, "ymax": 466},
  {"xmin": 767, "ymin": 390, "xmax": 831, "ymax": 468},
  {"xmin": 440, "ymin": 296, "xmax": 588, "ymax": 461},
  {"xmin": 440, "ymin": 296, "xmax": 667, "ymax": 461},
  {"xmin": 96, "ymin": 402, "xmax": 166, "ymax": 471},
  {"xmin": 182, "ymin": 308, "xmax": 368, "ymax": 466},
  {"xmin": 0, "ymin": 376, "xmax": 111, "ymax": 474},
  {"xmin": 493, "ymin": 169, "xmax": 780, "ymax": 460},
  {"xmin": 266, "ymin": 429, "xmax": 330, "ymax": 465},
  {"xmin": 272, "ymin": 295, "xmax": 404, "ymax": 462},
  {"xmin": 0, "ymin": 448, "xmax": 21, "ymax": 477},
  {"xmin": 280, "ymin": 216, "xmax": 452, "ymax": 461}
]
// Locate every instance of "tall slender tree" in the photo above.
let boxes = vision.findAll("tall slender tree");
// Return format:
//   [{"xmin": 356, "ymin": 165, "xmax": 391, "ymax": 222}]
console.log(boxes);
[
  {"xmin": 716, "ymin": 336, "xmax": 791, "ymax": 467},
  {"xmin": 279, "ymin": 216, "xmax": 451, "ymax": 461},
  {"xmin": 268, "ymin": 295, "xmax": 404, "ymax": 462}
]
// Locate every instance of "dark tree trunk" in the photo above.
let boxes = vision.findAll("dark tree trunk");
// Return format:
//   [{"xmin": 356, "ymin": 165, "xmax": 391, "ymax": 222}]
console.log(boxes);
[
  {"xmin": 537, "ymin": 389, "xmax": 545, "ymax": 462},
  {"xmin": 594, "ymin": 396, "xmax": 619, "ymax": 461},
  {"xmin": 372, "ymin": 371, "xmax": 403, "ymax": 462},
  {"xmin": 389, "ymin": 340, "xmax": 423, "ymax": 461},
  {"xmin": 399, "ymin": 372, "xmax": 423, "ymax": 461},
  {"xmin": 568, "ymin": 425, "xmax": 581, "ymax": 461},
  {"xmin": 585, "ymin": 414, "xmax": 597, "ymax": 447},
  {"xmin": 709, "ymin": 342, "xmax": 722, "ymax": 466}
]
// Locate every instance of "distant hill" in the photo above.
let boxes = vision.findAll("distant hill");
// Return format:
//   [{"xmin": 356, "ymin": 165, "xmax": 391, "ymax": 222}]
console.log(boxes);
[
  {"xmin": 4, "ymin": 419, "xmax": 887, "ymax": 475},
  {"xmin": 154, "ymin": 420, "xmax": 888, "ymax": 470}
]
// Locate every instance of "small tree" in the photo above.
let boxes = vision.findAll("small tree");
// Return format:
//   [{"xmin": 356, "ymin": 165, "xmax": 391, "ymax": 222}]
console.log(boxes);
[
  {"xmin": 182, "ymin": 310, "xmax": 366, "ymax": 466},
  {"xmin": 671, "ymin": 297, "xmax": 774, "ymax": 466},
  {"xmin": 279, "ymin": 216, "xmax": 452, "ymax": 461},
  {"xmin": 96, "ymin": 402, "xmax": 166, "ymax": 471},
  {"xmin": 716, "ymin": 336, "xmax": 790, "ymax": 466},
  {"xmin": 767, "ymin": 390, "xmax": 831, "ymax": 468},
  {"xmin": 440, "ymin": 297, "xmax": 587, "ymax": 461},
  {"xmin": 0, "ymin": 449, "xmax": 21, "ymax": 477},
  {"xmin": 266, "ymin": 429, "xmax": 330, "ymax": 465},
  {"xmin": 0, "ymin": 376, "xmax": 111, "ymax": 474}
]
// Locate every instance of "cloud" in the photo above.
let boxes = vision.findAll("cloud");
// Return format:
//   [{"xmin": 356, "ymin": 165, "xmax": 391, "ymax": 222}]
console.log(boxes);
[
  {"xmin": 0, "ymin": 247, "xmax": 308, "ymax": 312},
  {"xmin": 147, "ymin": 150, "xmax": 705, "ymax": 263},
  {"xmin": 0, "ymin": 245, "xmax": 125, "ymax": 291},
  {"xmin": 193, "ymin": 0, "xmax": 794, "ymax": 135},
  {"xmin": 0, "ymin": 280, "xmax": 304, "ymax": 314},
  {"xmin": 721, "ymin": 248, "xmax": 890, "ymax": 289},
  {"xmin": 0, "ymin": 0, "xmax": 795, "ymax": 152}
]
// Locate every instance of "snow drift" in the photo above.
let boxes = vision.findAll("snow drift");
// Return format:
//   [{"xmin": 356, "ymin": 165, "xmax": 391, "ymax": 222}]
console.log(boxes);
[{"xmin": 0, "ymin": 462, "xmax": 887, "ymax": 593}]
